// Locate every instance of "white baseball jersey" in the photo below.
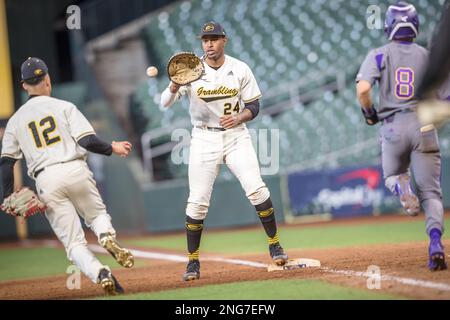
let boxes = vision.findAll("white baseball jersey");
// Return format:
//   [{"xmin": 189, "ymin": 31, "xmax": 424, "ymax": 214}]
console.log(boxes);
[
  {"xmin": 168, "ymin": 54, "xmax": 261, "ymax": 127},
  {"xmin": 1, "ymin": 95, "xmax": 95, "ymax": 178}
]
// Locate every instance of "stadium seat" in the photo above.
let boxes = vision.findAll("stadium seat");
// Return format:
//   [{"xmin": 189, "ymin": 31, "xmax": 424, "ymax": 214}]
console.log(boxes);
[{"xmin": 130, "ymin": 0, "xmax": 444, "ymax": 180}]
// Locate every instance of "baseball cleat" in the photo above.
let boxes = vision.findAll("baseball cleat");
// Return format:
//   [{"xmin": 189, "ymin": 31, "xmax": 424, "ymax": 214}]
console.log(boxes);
[
  {"xmin": 97, "ymin": 268, "xmax": 125, "ymax": 296},
  {"xmin": 395, "ymin": 174, "xmax": 420, "ymax": 216},
  {"xmin": 269, "ymin": 243, "xmax": 288, "ymax": 266},
  {"xmin": 99, "ymin": 232, "xmax": 134, "ymax": 268},
  {"xmin": 183, "ymin": 259, "xmax": 200, "ymax": 281},
  {"xmin": 428, "ymin": 239, "xmax": 448, "ymax": 271}
]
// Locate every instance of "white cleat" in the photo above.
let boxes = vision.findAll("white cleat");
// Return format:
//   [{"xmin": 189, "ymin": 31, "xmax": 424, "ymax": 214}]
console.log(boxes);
[{"xmin": 395, "ymin": 174, "xmax": 420, "ymax": 216}]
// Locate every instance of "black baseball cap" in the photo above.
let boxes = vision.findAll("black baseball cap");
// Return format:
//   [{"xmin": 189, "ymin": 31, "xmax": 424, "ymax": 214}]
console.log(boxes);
[
  {"xmin": 21, "ymin": 57, "xmax": 48, "ymax": 83},
  {"xmin": 199, "ymin": 21, "xmax": 226, "ymax": 38}
]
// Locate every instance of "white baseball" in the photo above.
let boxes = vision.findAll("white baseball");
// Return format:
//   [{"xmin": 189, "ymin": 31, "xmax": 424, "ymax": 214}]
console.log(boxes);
[{"xmin": 146, "ymin": 66, "xmax": 158, "ymax": 77}]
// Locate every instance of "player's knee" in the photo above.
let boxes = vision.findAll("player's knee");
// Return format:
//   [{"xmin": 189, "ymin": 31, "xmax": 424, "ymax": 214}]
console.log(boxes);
[
  {"xmin": 186, "ymin": 202, "xmax": 208, "ymax": 220},
  {"xmin": 413, "ymin": 176, "xmax": 442, "ymax": 201},
  {"xmin": 247, "ymin": 186, "xmax": 270, "ymax": 206},
  {"xmin": 417, "ymin": 189, "xmax": 442, "ymax": 202}
]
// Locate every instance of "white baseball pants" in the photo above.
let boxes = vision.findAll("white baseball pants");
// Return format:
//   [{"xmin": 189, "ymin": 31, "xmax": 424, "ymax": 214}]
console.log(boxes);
[
  {"xmin": 35, "ymin": 160, "xmax": 115, "ymax": 283},
  {"xmin": 186, "ymin": 126, "xmax": 270, "ymax": 220}
]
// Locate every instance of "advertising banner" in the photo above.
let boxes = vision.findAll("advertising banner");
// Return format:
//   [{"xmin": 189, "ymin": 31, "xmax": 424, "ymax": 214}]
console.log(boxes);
[{"xmin": 287, "ymin": 164, "xmax": 400, "ymax": 218}]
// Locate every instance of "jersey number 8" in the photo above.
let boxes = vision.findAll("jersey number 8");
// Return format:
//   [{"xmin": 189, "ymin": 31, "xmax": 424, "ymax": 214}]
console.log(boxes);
[
  {"xmin": 28, "ymin": 116, "xmax": 61, "ymax": 148},
  {"xmin": 395, "ymin": 68, "xmax": 414, "ymax": 100}
]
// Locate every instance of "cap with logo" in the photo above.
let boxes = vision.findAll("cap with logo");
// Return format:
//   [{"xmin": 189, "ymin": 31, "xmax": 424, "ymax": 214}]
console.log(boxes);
[
  {"xmin": 21, "ymin": 57, "xmax": 48, "ymax": 82},
  {"xmin": 199, "ymin": 21, "xmax": 226, "ymax": 38}
]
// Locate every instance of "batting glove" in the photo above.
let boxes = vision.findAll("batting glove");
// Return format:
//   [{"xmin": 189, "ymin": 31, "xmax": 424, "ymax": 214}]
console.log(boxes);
[{"xmin": 361, "ymin": 105, "xmax": 379, "ymax": 126}]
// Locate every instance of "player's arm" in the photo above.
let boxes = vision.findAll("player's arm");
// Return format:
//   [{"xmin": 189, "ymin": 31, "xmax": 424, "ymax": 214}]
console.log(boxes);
[
  {"xmin": 357, "ymin": 80, "xmax": 379, "ymax": 125},
  {"xmin": 66, "ymin": 103, "xmax": 132, "ymax": 158},
  {"xmin": 355, "ymin": 50, "xmax": 381, "ymax": 125},
  {"xmin": 1, "ymin": 122, "xmax": 22, "ymax": 201},
  {"xmin": 77, "ymin": 134, "xmax": 131, "ymax": 158},
  {"xmin": 0, "ymin": 157, "xmax": 17, "ymax": 200},
  {"xmin": 219, "ymin": 99, "xmax": 260, "ymax": 129},
  {"xmin": 160, "ymin": 82, "xmax": 185, "ymax": 108},
  {"xmin": 357, "ymin": 80, "xmax": 374, "ymax": 111}
]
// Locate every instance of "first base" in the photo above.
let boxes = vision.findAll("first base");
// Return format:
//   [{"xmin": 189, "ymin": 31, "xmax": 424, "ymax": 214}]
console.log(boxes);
[{"xmin": 267, "ymin": 258, "xmax": 321, "ymax": 272}]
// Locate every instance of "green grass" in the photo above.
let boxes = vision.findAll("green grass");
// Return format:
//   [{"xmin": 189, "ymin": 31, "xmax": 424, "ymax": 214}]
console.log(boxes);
[
  {"xmin": 125, "ymin": 217, "xmax": 450, "ymax": 254},
  {"xmin": 3, "ymin": 217, "xmax": 447, "ymax": 282},
  {"xmin": 0, "ymin": 247, "xmax": 146, "ymax": 282},
  {"xmin": 97, "ymin": 279, "xmax": 403, "ymax": 300}
]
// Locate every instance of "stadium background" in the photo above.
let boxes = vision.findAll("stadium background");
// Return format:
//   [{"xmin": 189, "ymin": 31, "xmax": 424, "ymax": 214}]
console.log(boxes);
[{"xmin": 0, "ymin": 0, "xmax": 449, "ymax": 300}]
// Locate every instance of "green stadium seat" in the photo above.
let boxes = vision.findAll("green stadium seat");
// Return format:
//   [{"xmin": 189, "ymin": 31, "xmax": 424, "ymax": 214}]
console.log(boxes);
[{"xmin": 130, "ymin": 0, "xmax": 444, "ymax": 180}]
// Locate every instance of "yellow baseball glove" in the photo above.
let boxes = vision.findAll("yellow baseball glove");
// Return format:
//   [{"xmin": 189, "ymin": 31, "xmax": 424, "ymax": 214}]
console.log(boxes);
[{"xmin": 167, "ymin": 52, "xmax": 204, "ymax": 86}]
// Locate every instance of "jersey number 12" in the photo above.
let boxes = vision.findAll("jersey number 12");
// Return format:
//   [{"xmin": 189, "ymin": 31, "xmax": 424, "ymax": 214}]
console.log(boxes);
[{"xmin": 28, "ymin": 116, "xmax": 61, "ymax": 148}]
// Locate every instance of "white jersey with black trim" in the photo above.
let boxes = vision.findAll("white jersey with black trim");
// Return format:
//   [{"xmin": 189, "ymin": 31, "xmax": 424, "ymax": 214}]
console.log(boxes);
[
  {"xmin": 163, "ymin": 54, "xmax": 262, "ymax": 128},
  {"xmin": 1, "ymin": 96, "xmax": 94, "ymax": 178}
]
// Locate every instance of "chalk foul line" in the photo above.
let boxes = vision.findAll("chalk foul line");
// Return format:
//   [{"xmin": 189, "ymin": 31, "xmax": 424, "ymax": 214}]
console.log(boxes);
[{"xmin": 87, "ymin": 244, "xmax": 450, "ymax": 292}]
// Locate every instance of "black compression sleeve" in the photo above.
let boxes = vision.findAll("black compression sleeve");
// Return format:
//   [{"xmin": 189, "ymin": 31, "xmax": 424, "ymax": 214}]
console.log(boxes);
[
  {"xmin": 1, "ymin": 157, "xmax": 17, "ymax": 200},
  {"xmin": 417, "ymin": 2, "xmax": 450, "ymax": 98},
  {"xmin": 244, "ymin": 99, "xmax": 260, "ymax": 119},
  {"xmin": 77, "ymin": 134, "xmax": 113, "ymax": 156}
]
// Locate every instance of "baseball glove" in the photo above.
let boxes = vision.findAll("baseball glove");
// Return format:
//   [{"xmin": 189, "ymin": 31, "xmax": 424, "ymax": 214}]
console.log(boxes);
[
  {"xmin": 1, "ymin": 187, "xmax": 47, "ymax": 219},
  {"xmin": 167, "ymin": 52, "xmax": 204, "ymax": 86}
]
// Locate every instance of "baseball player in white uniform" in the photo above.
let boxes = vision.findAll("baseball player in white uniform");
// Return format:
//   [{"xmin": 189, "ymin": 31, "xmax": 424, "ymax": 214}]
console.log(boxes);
[
  {"xmin": 160, "ymin": 22, "xmax": 289, "ymax": 281},
  {"xmin": 0, "ymin": 57, "xmax": 134, "ymax": 295}
]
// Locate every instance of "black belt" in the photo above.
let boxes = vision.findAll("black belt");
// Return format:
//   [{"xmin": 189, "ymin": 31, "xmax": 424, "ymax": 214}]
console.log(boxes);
[
  {"xmin": 33, "ymin": 168, "xmax": 44, "ymax": 179},
  {"xmin": 33, "ymin": 160, "xmax": 82, "ymax": 179},
  {"xmin": 194, "ymin": 125, "xmax": 226, "ymax": 132},
  {"xmin": 383, "ymin": 108, "xmax": 416, "ymax": 123}
]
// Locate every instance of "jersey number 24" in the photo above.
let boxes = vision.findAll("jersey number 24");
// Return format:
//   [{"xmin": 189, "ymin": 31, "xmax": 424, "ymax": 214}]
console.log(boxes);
[
  {"xmin": 224, "ymin": 102, "xmax": 240, "ymax": 115},
  {"xmin": 28, "ymin": 116, "xmax": 61, "ymax": 148}
]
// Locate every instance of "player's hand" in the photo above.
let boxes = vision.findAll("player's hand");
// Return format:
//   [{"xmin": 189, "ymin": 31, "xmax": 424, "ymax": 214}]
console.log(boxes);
[
  {"xmin": 169, "ymin": 82, "xmax": 181, "ymax": 94},
  {"xmin": 111, "ymin": 141, "xmax": 132, "ymax": 157},
  {"xmin": 361, "ymin": 106, "xmax": 379, "ymax": 126},
  {"xmin": 219, "ymin": 114, "xmax": 242, "ymax": 129}
]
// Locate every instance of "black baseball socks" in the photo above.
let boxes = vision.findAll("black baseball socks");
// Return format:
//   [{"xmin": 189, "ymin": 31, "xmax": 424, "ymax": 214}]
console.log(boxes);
[
  {"xmin": 255, "ymin": 198, "xmax": 280, "ymax": 245},
  {"xmin": 185, "ymin": 216, "xmax": 203, "ymax": 261}
]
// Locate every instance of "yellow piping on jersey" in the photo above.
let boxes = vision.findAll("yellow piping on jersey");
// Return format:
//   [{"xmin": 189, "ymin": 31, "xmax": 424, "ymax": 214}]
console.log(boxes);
[
  {"xmin": 75, "ymin": 131, "xmax": 96, "ymax": 142},
  {"xmin": 0, "ymin": 152, "xmax": 20, "ymax": 159},
  {"xmin": 243, "ymin": 94, "xmax": 262, "ymax": 103}
]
